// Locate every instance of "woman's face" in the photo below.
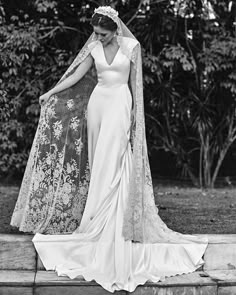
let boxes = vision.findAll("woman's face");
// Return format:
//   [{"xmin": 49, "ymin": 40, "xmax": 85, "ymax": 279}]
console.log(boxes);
[{"xmin": 93, "ymin": 26, "xmax": 116, "ymax": 46}]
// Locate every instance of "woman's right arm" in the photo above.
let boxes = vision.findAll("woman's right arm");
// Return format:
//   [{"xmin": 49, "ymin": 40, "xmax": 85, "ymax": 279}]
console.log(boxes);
[{"xmin": 39, "ymin": 54, "xmax": 93, "ymax": 105}]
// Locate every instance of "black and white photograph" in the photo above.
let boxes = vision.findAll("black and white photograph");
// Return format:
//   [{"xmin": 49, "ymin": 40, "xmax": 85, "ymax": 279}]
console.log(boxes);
[{"xmin": 0, "ymin": 0, "xmax": 236, "ymax": 294}]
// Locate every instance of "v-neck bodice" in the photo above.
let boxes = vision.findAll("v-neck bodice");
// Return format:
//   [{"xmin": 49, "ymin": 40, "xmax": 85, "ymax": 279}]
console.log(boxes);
[
  {"xmin": 90, "ymin": 41, "xmax": 130, "ymax": 88},
  {"xmin": 100, "ymin": 42, "xmax": 120, "ymax": 66}
]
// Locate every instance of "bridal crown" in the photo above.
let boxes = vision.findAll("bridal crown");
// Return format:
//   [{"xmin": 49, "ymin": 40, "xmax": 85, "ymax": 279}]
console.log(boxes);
[{"xmin": 93, "ymin": 6, "xmax": 119, "ymax": 24}]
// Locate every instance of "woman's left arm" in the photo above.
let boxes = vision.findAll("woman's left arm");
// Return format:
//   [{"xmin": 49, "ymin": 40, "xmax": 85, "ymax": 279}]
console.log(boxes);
[{"xmin": 39, "ymin": 54, "xmax": 93, "ymax": 105}]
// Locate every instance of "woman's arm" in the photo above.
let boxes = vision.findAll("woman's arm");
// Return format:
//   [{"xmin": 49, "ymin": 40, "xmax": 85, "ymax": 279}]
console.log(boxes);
[{"xmin": 39, "ymin": 54, "xmax": 93, "ymax": 105}]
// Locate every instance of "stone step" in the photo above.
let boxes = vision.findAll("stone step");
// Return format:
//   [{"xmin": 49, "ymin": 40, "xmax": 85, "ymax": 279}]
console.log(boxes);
[
  {"xmin": 1, "ymin": 234, "xmax": 236, "ymax": 294},
  {"xmin": 200, "ymin": 234, "xmax": 236, "ymax": 271},
  {"xmin": 34, "ymin": 271, "xmax": 123, "ymax": 295},
  {"xmin": 1, "ymin": 270, "xmax": 236, "ymax": 294},
  {"xmin": 0, "ymin": 234, "xmax": 36, "ymax": 270},
  {"xmin": 0, "ymin": 270, "xmax": 34, "ymax": 295},
  {"xmin": 1, "ymin": 234, "xmax": 236, "ymax": 272}
]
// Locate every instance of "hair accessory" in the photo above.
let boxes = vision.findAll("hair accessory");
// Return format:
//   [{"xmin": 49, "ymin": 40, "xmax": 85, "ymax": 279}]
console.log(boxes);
[{"xmin": 93, "ymin": 6, "xmax": 119, "ymax": 24}]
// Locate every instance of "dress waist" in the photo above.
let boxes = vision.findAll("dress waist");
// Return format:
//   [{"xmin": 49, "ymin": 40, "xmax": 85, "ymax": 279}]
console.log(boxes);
[{"xmin": 96, "ymin": 82, "xmax": 128, "ymax": 88}]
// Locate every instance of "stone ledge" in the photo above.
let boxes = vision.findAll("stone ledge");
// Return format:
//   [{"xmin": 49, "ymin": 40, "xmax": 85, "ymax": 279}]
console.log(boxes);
[
  {"xmin": 204, "ymin": 244, "xmax": 236, "ymax": 271},
  {"xmin": 2, "ymin": 234, "xmax": 236, "ymax": 273},
  {"xmin": 0, "ymin": 270, "xmax": 35, "ymax": 286},
  {"xmin": 0, "ymin": 270, "xmax": 218, "ymax": 287},
  {"xmin": 34, "ymin": 270, "xmax": 216, "ymax": 287},
  {"xmin": 130, "ymin": 285, "xmax": 217, "ymax": 295},
  {"xmin": 2, "ymin": 234, "xmax": 236, "ymax": 294},
  {"xmin": 205, "ymin": 270, "xmax": 236, "ymax": 286},
  {"xmin": 2, "ymin": 270, "xmax": 236, "ymax": 294},
  {"xmin": 35, "ymin": 270, "xmax": 92, "ymax": 286},
  {"xmin": 143, "ymin": 271, "xmax": 217, "ymax": 287},
  {"xmin": 218, "ymin": 286, "xmax": 236, "ymax": 295},
  {"xmin": 197, "ymin": 234, "xmax": 236, "ymax": 244},
  {"xmin": 0, "ymin": 234, "xmax": 36, "ymax": 270},
  {"xmin": 0, "ymin": 287, "xmax": 33, "ymax": 295},
  {"xmin": 34, "ymin": 286, "xmax": 124, "ymax": 295}
]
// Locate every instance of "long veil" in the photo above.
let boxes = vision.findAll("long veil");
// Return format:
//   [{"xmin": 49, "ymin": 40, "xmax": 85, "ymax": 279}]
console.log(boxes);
[
  {"xmin": 11, "ymin": 16, "xmax": 207, "ymax": 245},
  {"xmin": 10, "ymin": 18, "xmax": 142, "ymax": 236}
]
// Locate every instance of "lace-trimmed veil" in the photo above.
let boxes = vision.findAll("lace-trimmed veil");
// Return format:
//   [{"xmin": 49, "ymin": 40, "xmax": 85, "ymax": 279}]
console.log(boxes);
[{"xmin": 11, "ymin": 6, "xmax": 207, "ymax": 245}]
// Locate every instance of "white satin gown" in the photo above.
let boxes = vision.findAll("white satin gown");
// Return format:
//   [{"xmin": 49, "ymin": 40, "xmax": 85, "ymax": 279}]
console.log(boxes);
[{"xmin": 33, "ymin": 41, "xmax": 208, "ymax": 293}]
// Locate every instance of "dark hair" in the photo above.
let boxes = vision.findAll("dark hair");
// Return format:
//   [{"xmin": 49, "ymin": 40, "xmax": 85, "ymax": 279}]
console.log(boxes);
[{"xmin": 91, "ymin": 13, "xmax": 117, "ymax": 31}]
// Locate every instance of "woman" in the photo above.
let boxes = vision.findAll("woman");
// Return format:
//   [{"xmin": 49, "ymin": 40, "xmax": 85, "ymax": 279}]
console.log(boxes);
[{"xmin": 11, "ymin": 6, "xmax": 208, "ymax": 293}]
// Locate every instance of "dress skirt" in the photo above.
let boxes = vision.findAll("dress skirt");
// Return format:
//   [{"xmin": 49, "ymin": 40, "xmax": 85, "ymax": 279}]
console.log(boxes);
[{"xmin": 33, "ymin": 82, "xmax": 207, "ymax": 293}]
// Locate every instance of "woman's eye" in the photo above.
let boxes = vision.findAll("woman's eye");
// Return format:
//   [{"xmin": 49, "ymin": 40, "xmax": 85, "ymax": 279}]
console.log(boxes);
[{"xmin": 94, "ymin": 32, "xmax": 106, "ymax": 38}]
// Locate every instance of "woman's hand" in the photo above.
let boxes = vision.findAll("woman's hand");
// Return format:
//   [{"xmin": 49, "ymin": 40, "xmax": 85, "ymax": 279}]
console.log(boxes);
[{"xmin": 39, "ymin": 91, "xmax": 52, "ymax": 106}]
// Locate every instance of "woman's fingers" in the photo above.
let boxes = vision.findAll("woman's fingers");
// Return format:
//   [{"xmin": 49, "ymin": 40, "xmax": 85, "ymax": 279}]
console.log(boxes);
[
  {"xmin": 39, "ymin": 96, "xmax": 45, "ymax": 105},
  {"xmin": 39, "ymin": 93, "xmax": 50, "ymax": 105}
]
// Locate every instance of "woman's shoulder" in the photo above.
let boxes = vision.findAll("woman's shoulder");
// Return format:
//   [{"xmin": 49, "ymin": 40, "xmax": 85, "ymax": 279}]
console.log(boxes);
[
  {"xmin": 118, "ymin": 36, "xmax": 139, "ymax": 51},
  {"xmin": 87, "ymin": 40, "xmax": 100, "ymax": 52}
]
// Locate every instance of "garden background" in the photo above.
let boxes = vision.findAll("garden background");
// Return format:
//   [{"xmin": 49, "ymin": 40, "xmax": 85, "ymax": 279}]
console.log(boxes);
[{"xmin": 0, "ymin": 0, "xmax": 236, "ymax": 234}]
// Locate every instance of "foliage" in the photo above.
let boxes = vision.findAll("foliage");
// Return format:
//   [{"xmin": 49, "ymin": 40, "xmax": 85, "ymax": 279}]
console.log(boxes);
[
  {"xmin": 0, "ymin": 0, "xmax": 89, "ymax": 177},
  {"xmin": 1, "ymin": 0, "xmax": 236, "ymax": 187},
  {"xmin": 138, "ymin": 0, "xmax": 236, "ymax": 187}
]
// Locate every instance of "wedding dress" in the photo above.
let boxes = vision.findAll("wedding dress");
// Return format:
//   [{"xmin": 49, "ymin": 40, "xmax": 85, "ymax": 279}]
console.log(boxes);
[{"xmin": 32, "ymin": 39, "xmax": 208, "ymax": 293}]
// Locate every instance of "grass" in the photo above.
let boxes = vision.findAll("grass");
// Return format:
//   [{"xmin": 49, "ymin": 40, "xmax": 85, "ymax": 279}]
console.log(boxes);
[{"xmin": 1, "ymin": 179, "xmax": 236, "ymax": 234}]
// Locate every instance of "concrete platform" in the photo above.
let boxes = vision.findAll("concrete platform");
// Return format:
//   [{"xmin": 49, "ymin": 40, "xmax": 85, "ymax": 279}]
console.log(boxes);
[{"xmin": 0, "ymin": 234, "xmax": 236, "ymax": 294}]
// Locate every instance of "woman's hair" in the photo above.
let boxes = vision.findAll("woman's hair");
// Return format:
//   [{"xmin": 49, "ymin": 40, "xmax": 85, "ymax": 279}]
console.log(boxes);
[{"xmin": 91, "ymin": 13, "xmax": 118, "ymax": 31}]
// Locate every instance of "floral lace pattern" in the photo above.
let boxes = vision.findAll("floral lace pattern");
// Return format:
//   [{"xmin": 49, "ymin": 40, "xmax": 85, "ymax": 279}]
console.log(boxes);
[
  {"xmin": 122, "ymin": 39, "xmax": 207, "ymax": 244},
  {"xmin": 11, "ymin": 74, "xmax": 96, "ymax": 234}
]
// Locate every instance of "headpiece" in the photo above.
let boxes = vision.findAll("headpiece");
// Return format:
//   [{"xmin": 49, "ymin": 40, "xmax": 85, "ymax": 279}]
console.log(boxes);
[{"xmin": 93, "ymin": 6, "xmax": 119, "ymax": 25}]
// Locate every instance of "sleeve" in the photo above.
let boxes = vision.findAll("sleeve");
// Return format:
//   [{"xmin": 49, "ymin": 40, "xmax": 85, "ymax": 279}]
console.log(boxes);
[{"xmin": 87, "ymin": 41, "xmax": 98, "ymax": 58}]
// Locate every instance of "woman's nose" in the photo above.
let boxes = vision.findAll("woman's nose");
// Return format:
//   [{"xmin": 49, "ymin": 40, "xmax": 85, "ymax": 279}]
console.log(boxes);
[{"xmin": 97, "ymin": 35, "xmax": 102, "ymax": 40}]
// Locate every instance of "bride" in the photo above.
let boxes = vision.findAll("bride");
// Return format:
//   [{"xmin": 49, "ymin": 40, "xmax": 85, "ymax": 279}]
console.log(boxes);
[{"xmin": 11, "ymin": 6, "xmax": 208, "ymax": 293}]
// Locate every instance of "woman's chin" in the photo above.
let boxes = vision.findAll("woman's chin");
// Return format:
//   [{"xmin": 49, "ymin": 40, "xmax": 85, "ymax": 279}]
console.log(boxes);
[{"xmin": 101, "ymin": 40, "xmax": 112, "ymax": 47}]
